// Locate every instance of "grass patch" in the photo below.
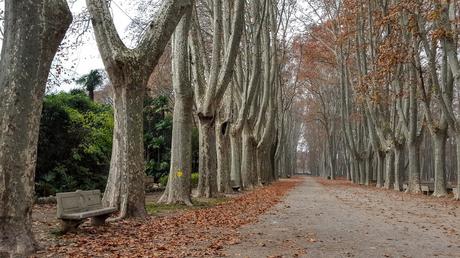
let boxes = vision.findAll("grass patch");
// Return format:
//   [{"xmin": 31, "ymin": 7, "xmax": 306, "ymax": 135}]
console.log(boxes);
[{"xmin": 146, "ymin": 197, "xmax": 230, "ymax": 215}]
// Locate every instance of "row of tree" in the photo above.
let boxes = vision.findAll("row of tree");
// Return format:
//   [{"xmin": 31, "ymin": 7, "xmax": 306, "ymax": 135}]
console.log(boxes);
[
  {"xmin": 299, "ymin": 0, "xmax": 459, "ymax": 198},
  {"xmin": 0, "ymin": 0, "xmax": 301, "ymax": 256}
]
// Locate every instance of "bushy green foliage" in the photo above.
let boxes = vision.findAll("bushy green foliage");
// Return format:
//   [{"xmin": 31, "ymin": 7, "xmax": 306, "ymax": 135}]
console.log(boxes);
[
  {"xmin": 191, "ymin": 173, "xmax": 199, "ymax": 187},
  {"xmin": 36, "ymin": 91, "xmax": 113, "ymax": 196},
  {"xmin": 144, "ymin": 96, "xmax": 173, "ymax": 180}
]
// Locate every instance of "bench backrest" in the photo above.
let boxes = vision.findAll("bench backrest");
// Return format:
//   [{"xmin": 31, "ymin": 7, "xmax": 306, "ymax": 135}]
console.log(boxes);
[{"xmin": 56, "ymin": 190, "xmax": 103, "ymax": 218}]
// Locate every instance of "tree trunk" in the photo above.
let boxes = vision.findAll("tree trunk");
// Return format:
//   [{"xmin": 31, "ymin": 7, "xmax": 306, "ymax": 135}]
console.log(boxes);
[
  {"xmin": 328, "ymin": 135, "xmax": 336, "ymax": 180},
  {"xmin": 394, "ymin": 144, "xmax": 404, "ymax": 191},
  {"xmin": 432, "ymin": 130, "xmax": 448, "ymax": 197},
  {"xmin": 270, "ymin": 142, "xmax": 278, "ymax": 181},
  {"xmin": 196, "ymin": 117, "xmax": 218, "ymax": 197},
  {"xmin": 103, "ymin": 81, "xmax": 147, "ymax": 217},
  {"xmin": 384, "ymin": 151, "xmax": 395, "ymax": 189},
  {"xmin": 350, "ymin": 159, "xmax": 356, "ymax": 183},
  {"xmin": 455, "ymin": 133, "xmax": 460, "ymax": 200},
  {"xmin": 89, "ymin": 89, "xmax": 95, "ymax": 101},
  {"xmin": 352, "ymin": 159, "xmax": 359, "ymax": 184},
  {"xmin": 241, "ymin": 124, "xmax": 257, "ymax": 189},
  {"xmin": 365, "ymin": 152, "xmax": 372, "ymax": 186},
  {"xmin": 0, "ymin": 1, "xmax": 72, "ymax": 256},
  {"xmin": 407, "ymin": 140, "xmax": 422, "ymax": 193},
  {"xmin": 230, "ymin": 132, "xmax": 242, "ymax": 188},
  {"xmin": 159, "ymin": 90, "xmax": 193, "ymax": 204},
  {"xmin": 256, "ymin": 148, "xmax": 272, "ymax": 185},
  {"xmin": 376, "ymin": 152, "xmax": 385, "ymax": 187},
  {"xmin": 159, "ymin": 10, "xmax": 193, "ymax": 205},
  {"xmin": 87, "ymin": 0, "xmax": 191, "ymax": 217},
  {"xmin": 345, "ymin": 149, "xmax": 351, "ymax": 181},
  {"xmin": 217, "ymin": 121, "xmax": 232, "ymax": 193},
  {"xmin": 359, "ymin": 159, "xmax": 365, "ymax": 185}
]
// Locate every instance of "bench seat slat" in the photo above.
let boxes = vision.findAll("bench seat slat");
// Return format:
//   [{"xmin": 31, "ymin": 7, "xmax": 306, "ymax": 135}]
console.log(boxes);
[{"xmin": 59, "ymin": 207, "xmax": 117, "ymax": 220}]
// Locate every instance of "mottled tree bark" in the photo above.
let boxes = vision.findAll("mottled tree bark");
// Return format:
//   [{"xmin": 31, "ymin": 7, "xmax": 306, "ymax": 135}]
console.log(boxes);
[
  {"xmin": 0, "ymin": 0, "xmax": 72, "ymax": 256},
  {"xmin": 216, "ymin": 120, "xmax": 232, "ymax": 193},
  {"xmin": 230, "ymin": 133, "xmax": 242, "ymax": 188},
  {"xmin": 406, "ymin": 75, "xmax": 422, "ymax": 193},
  {"xmin": 241, "ymin": 124, "xmax": 257, "ymax": 189},
  {"xmin": 104, "ymin": 79, "xmax": 147, "ymax": 217},
  {"xmin": 384, "ymin": 151, "xmax": 395, "ymax": 189},
  {"xmin": 87, "ymin": 0, "xmax": 191, "ymax": 217},
  {"xmin": 407, "ymin": 139, "xmax": 422, "ymax": 193},
  {"xmin": 376, "ymin": 151, "xmax": 385, "ymax": 188},
  {"xmin": 159, "ymin": 9, "xmax": 193, "ymax": 205},
  {"xmin": 190, "ymin": 0, "xmax": 245, "ymax": 197},
  {"xmin": 432, "ymin": 129, "xmax": 448, "ymax": 197},
  {"xmin": 455, "ymin": 135, "xmax": 460, "ymax": 200},
  {"xmin": 365, "ymin": 153, "xmax": 372, "ymax": 186},
  {"xmin": 197, "ymin": 117, "xmax": 218, "ymax": 197},
  {"xmin": 394, "ymin": 143, "xmax": 404, "ymax": 191}
]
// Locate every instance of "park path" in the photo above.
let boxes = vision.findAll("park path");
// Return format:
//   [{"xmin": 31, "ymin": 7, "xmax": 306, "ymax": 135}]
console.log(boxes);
[{"xmin": 224, "ymin": 176, "xmax": 460, "ymax": 258}]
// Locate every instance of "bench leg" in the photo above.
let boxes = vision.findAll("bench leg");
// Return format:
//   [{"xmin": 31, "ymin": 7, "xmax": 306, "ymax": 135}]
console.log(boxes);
[
  {"xmin": 91, "ymin": 214, "xmax": 110, "ymax": 226},
  {"xmin": 60, "ymin": 219, "xmax": 83, "ymax": 233}
]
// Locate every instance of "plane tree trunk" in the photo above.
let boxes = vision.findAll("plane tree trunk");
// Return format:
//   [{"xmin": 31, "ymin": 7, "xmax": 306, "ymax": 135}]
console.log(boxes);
[
  {"xmin": 87, "ymin": 0, "xmax": 191, "ymax": 217},
  {"xmin": 190, "ymin": 0, "xmax": 245, "ymax": 197},
  {"xmin": 159, "ymin": 9, "xmax": 193, "ymax": 205},
  {"xmin": 0, "ymin": 0, "xmax": 72, "ymax": 256}
]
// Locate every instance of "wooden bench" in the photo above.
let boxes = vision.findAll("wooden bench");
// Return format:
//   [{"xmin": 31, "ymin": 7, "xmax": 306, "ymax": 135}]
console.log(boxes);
[{"xmin": 56, "ymin": 190, "xmax": 117, "ymax": 232}]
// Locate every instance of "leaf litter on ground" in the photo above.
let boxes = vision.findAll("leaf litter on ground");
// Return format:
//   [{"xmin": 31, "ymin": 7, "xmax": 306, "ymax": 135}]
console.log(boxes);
[{"xmin": 35, "ymin": 177, "xmax": 302, "ymax": 257}]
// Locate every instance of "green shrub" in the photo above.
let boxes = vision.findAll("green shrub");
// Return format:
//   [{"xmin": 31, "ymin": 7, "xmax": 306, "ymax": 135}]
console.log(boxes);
[
  {"xmin": 191, "ymin": 173, "xmax": 199, "ymax": 188},
  {"xmin": 35, "ymin": 91, "xmax": 113, "ymax": 196},
  {"xmin": 144, "ymin": 96, "xmax": 173, "ymax": 179}
]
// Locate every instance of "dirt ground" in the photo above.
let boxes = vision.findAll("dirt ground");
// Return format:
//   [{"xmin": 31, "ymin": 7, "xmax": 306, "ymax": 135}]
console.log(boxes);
[
  {"xmin": 224, "ymin": 176, "xmax": 460, "ymax": 258},
  {"xmin": 32, "ymin": 192, "xmax": 164, "ymax": 250},
  {"xmin": 31, "ymin": 180, "xmax": 299, "ymax": 257}
]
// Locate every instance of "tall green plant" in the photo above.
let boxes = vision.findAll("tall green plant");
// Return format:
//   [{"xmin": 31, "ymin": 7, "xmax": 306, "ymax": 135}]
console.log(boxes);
[
  {"xmin": 36, "ymin": 91, "xmax": 113, "ymax": 196},
  {"xmin": 75, "ymin": 69, "xmax": 105, "ymax": 101}
]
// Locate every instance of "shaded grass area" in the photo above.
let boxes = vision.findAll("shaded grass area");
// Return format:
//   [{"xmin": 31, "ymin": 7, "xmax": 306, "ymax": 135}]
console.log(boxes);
[{"xmin": 145, "ymin": 197, "xmax": 230, "ymax": 216}]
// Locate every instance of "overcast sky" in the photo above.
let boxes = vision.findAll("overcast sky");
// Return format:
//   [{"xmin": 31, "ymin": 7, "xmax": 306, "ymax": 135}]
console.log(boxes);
[
  {"xmin": 0, "ymin": 0, "xmax": 308, "ymax": 93},
  {"xmin": 52, "ymin": 0, "xmax": 136, "ymax": 92},
  {"xmin": 0, "ymin": 0, "xmax": 136, "ymax": 92}
]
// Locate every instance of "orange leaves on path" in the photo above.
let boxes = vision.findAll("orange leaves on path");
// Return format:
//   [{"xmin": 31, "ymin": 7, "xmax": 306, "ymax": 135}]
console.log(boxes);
[
  {"xmin": 42, "ymin": 178, "xmax": 302, "ymax": 257},
  {"xmin": 317, "ymin": 177, "xmax": 460, "ymax": 207}
]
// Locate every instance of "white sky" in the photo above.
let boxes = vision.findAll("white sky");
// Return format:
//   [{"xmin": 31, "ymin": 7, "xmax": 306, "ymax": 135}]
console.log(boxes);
[
  {"xmin": 54, "ymin": 0, "xmax": 135, "ymax": 92},
  {"xmin": 0, "ymin": 0, "xmax": 310, "ymax": 93},
  {"xmin": 0, "ymin": 0, "xmax": 136, "ymax": 92}
]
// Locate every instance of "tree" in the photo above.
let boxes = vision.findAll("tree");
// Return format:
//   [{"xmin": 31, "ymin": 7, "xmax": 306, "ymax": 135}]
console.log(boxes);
[
  {"xmin": 0, "ymin": 0, "xmax": 72, "ymax": 256},
  {"xmin": 86, "ymin": 0, "xmax": 191, "ymax": 218},
  {"xmin": 190, "ymin": 0, "xmax": 245, "ymax": 198},
  {"xmin": 298, "ymin": 0, "xmax": 460, "ymax": 199},
  {"xmin": 437, "ymin": 0, "xmax": 460, "ymax": 200},
  {"xmin": 76, "ymin": 69, "xmax": 105, "ymax": 101},
  {"xmin": 158, "ymin": 8, "xmax": 193, "ymax": 205}
]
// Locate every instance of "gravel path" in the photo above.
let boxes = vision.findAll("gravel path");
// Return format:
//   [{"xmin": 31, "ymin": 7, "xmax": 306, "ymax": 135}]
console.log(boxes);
[{"xmin": 224, "ymin": 176, "xmax": 460, "ymax": 258}]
